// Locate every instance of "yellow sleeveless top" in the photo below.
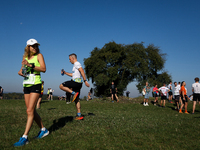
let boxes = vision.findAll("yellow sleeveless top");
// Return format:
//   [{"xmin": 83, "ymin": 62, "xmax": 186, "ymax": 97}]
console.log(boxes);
[{"xmin": 23, "ymin": 55, "xmax": 42, "ymax": 87}]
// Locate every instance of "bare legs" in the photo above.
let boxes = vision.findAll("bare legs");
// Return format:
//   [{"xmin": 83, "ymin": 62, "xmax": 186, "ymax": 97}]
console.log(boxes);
[{"xmin": 24, "ymin": 93, "xmax": 44, "ymax": 136}]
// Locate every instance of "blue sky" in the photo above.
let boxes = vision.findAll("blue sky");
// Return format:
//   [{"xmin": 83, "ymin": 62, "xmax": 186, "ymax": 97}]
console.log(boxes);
[{"xmin": 0, "ymin": 0, "xmax": 200, "ymax": 98}]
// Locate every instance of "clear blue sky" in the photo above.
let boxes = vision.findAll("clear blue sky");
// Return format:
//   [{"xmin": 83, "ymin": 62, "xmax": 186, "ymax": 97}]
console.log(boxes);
[{"xmin": 1, "ymin": 0, "xmax": 200, "ymax": 98}]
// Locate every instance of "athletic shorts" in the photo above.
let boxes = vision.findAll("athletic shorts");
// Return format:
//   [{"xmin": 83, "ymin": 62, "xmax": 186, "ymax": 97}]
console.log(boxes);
[
  {"xmin": 62, "ymin": 80, "xmax": 82, "ymax": 93},
  {"xmin": 174, "ymin": 95, "xmax": 179, "ymax": 101},
  {"xmin": 39, "ymin": 93, "xmax": 43, "ymax": 98},
  {"xmin": 181, "ymin": 95, "xmax": 188, "ymax": 103},
  {"xmin": 49, "ymin": 92, "xmax": 52, "ymax": 95},
  {"xmin": 111, "ymin": 91, "xmax": 116, "ymax": 94},
  {"xmin": 193, "ymin": 93, "xmax": 200, "ymax": 101},
  {"xmin": 0, "ymin": 93, "xmax": 3, "ymax": 96},
  {"xmin": 161, "ymin": 95, "xmax": 167, "ymax": 100},
  {"xmin": 24, "ymin": 84, "xmax": 41, "ymax": 94},
  {"xmin": 168, "ymin": 91, "xmax": 173, "ymax": 96},
  {"xmin": 154, "ymin": 92, "xmax": 159, "ymax": 97}
]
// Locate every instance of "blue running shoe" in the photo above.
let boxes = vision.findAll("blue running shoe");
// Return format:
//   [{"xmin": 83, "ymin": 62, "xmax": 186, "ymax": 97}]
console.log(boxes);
[
  {"xmin": 13, "ymin": 137, "xmax": 29, "ymax": 147},
  {"xmin": 36, "ymin": 129, "xmax": 49, "ymax": 139}
]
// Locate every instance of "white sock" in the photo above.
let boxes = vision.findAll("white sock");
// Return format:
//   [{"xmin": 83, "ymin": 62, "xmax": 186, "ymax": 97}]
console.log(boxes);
[
  {"xmin": 22, "ymin": 135, "xmax": 28, "ymax": 139},
  {"xmin": 41, "ymin": 127, "xmax": 46, "ymax": 131}
]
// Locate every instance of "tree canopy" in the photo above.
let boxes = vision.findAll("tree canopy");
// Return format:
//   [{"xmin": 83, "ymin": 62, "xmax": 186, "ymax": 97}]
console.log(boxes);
[{"xmin": 84, "ymin": 41, "xmax": 171, "ymax": 97}]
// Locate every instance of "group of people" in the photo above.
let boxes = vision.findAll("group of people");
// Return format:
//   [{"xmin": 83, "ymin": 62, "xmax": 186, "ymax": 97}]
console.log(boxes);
[
  {"xmin": 143, "ymin": 79, "xmax": 200, "ymax": 115},
  {"xmin": 13, "ymin": 39, "xmax": 90, "ymax": 147},
  {"xmin": 47, "ymin": 88, "xmax": 54, "ymax": 100}
]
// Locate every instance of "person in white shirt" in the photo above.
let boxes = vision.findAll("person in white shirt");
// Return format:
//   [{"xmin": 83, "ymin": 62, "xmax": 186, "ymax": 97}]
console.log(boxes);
[
  {"xmin": 159, "ymin": 83, "xmax": 170, "ymax": 108},
  {"xmin": 168, "ymin": 81, "xmax": 173, "ymax": 103},
  {"xmin": 174, "ymin": 82, "xmax": 180, "ymax": 111},
  {"xmin": 59, "ymin": 53, "xmax": 90, "ymax": 120},
  {"xmin": 192, "ymin": 77, "xmax": 200, "ymax": 114}
]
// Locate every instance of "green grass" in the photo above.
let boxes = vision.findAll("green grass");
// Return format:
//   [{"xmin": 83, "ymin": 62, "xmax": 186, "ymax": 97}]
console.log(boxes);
[{"xmin": 0, "ymin": 97, "xmax": 200, "ymax": 150}]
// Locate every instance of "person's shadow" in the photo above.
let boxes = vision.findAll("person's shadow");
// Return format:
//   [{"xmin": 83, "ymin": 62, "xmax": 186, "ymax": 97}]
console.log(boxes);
[{"xmin": 48, "ymin": 116, "xmax": 73, "ymax": 133}]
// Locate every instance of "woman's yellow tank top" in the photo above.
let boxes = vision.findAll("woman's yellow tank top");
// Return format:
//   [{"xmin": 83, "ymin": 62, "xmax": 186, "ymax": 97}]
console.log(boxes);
[{"xmin": 23, "ymin": 55, "xmax": 42, "ymax": 87}]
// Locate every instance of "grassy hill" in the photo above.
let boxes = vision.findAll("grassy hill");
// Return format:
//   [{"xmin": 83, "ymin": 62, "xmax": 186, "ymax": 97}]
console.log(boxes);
[{"xmin": 0, "ymin": 97, "xmax": 199, "ymax": 149}]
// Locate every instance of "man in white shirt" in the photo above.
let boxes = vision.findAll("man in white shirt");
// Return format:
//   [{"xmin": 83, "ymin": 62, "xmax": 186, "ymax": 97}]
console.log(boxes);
[
  {"xmin": 159, "ymin": 83, "xmax": 170, "ymax": 108},
  {"xmin": 174, "ymin": 82, "xmax": 180, "ymax": 111},
  {"xmin": 59, "ymin": 53, "xmax": 90, "ymax": 120},
  {"xmin": 168, "ymin": 81, "xmax": 173, "ymax": 103},
  {"xmin": 192, "ymin": 77, "xmax": 200, "ymax": 114}
]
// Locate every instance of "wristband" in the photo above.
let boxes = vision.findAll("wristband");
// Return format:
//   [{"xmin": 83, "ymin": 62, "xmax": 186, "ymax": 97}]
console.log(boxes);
[
  {"xmin": 31, "ymin": 64, "xmax": 35, "ymax": 68},
  {"xmin": 84, "ymin": 80, "xmax": 87, "ymax": 82}
]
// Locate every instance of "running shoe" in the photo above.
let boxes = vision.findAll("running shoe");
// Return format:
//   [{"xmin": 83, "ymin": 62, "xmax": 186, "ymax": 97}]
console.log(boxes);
[
  {"xmin": 13, "ymin": 137, "xmax": 29, "ymax": 147},
  {"xmin": 72, "ymin": 92, "xmax": 79, "ymax": 102},
  {"xmin": 35, "ymin": 129, "xmax": 49, "ymax": 139},
  {"xmin": 74, "ymin": 116, "xmax": 84, "ymax": 120},
  {"xmin": 185, "ymin": 112, "xmax": 189, "ymax": 114},
  {"xmin": 179, "ymin": 110, "xmax": 183, "ymax": 113}
]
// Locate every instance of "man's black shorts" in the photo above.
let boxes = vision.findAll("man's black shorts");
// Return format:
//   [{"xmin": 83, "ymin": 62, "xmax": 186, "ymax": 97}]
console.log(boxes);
[
  {"xmin": 168, "ymin": 91, "xmax": 173, "ymax": 96},
  {"xmin": 24, "ymin": 84, "xmax": 41, "ymax": 94},
  {"xmin": 62, "ymin": 80, "xmax": 82, "ymax": 92},
  {"xmin": 161, "ymin": 95, "xmax": 167, "ymax": 100},
  {"xmin": 193, "ymin": 93, "xmax": 200, "ymax": 101},
  {"xmin": 174, "ymin": 95, "xmax": 179, "ymax": 102}
]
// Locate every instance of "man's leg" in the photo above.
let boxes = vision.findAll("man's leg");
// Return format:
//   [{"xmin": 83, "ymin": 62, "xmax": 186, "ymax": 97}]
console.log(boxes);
[
  {"xmin": 115, "ymin": 94, "xmax": 119, "ymax": 102},
  {"xmin": 192, "ymin": 101, "xmax": 196, "ymax": 113}
]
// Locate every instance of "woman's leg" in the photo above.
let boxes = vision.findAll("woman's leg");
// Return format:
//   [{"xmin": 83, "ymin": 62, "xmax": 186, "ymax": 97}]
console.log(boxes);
[
  {"xmin": 23, "ymin": 93, "xmax": 42, "ymax": 135},
  {"xmin": 36, "ymin": 97, "xmax": 42, "ymax": 109}
]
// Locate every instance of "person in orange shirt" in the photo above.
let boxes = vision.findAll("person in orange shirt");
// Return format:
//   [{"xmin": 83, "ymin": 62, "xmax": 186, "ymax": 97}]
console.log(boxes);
[{"xmin": 179, "ymin": 81, "xmax": 189, "ymax": 114}]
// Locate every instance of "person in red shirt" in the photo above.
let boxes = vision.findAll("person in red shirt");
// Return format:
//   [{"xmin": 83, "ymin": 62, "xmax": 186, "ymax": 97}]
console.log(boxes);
[
  {"xmin": 179, "ymin": 81, "xmax": 189, "ymax": 114},
  {"xmin": 153, "ymin": 84, "xmax": 159, "ymax": 106}
]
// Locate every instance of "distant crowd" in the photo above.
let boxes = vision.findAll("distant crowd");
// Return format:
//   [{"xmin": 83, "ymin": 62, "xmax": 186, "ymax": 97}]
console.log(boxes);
[{"xmin": 142, "ymin": 77, "xmax": 200, "ymax": 114}]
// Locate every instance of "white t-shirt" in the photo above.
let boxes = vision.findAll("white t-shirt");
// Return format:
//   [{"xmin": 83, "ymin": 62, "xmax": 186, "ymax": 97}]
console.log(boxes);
[
  {"xmin": 174, "ymin": 85, "xmax": 180, "ymax": 95},
  {"xmin": 159, "ymin": 86, "xmax": 169, "ymax": 96},
  {"xmin": 168, "ymin": 84, "xmax": 172, "ymax": 91},
  {"xmin": 192, "ymin": 82, "xmax": 200, "ymax": 94},
  {"xmin": 72, "ymin": 61, "xmax": 82, "ymax": 79}
]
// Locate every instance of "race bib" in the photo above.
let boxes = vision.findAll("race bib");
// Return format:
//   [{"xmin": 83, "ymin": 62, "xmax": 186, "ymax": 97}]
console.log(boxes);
[
  {"xmin": 23, "ymin": 74, "xmax": 35, "ymax": 85},
  {"xmin": 73, "ymin": 78, "xmax": 83, "ymax": 83},
  {"xmin": 174, "ymin": 91, "xmax": 179, "ymax": 95}
]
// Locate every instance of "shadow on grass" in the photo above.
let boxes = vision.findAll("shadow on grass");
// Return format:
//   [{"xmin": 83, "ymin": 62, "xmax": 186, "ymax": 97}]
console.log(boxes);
[
  {"xmin": 48, "ymin": 108, "xmax": 56, "ymax": 110},
  {"xmin": 41, "ymin": 100, "xmax": 49, "ymax": 104},
  {"xmin": 48, "ymin": 116, "xmax": 73, "ymax": 133}
]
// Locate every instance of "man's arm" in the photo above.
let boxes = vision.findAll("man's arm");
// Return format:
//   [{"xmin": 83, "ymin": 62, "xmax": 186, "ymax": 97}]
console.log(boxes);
[
  {"xmin": 78, "ymin": 67, "xmax": 90, "ymax": 87},
  {"xmin": 62, "ymin": 70, "xmax": 73, "ymax": 77}
]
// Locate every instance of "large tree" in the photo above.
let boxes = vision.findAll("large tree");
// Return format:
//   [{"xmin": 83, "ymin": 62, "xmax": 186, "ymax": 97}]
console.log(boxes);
[{"xmin": 84, "ymin": 41, "xmax": 171, "ymax": 97}]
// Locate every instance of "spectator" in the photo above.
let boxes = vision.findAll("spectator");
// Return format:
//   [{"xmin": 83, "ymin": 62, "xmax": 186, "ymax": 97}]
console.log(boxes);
[
  {"xmin": 143, "ymin": 82, "xmax": 150, "ymax": 106},
  {"xmin": 126, "ymin": 91, "xmax": 130, "ymax": 98},
  {"xmin": 168, "ymin": 81, "xmax": 173, "ymax": 103},
  {"xmin": 174, "ymin": 82, "xmax": 180, "ymax": 111},
  {"xmin": 179, "ymin": 81, "xmax": 189, "ymax": 114},
  {"xmin": 49, "ymin": 88, "xmax": 54, "ymax": 100},
  {"xmin": 110, "ymin": 82, "xmax": 119, "ymax": 102},
  {"xmin": 192, "ymin": 77, "xmax": 200, "ymax": 114},
  {"xmin": 0, "ymin": 86, "xmax": 3, "ymax": 99},
  {"xmin": 153, "ymin": 84, "xmax": 159, "ymax": 106},
  {"xmin": 158, "ymin": 83, "xmax": 170, "ymax": 108}
]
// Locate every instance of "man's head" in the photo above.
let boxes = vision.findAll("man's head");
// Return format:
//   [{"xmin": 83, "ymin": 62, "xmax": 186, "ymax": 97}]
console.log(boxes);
[
  {"xmin": 112, "ymin": 82, "xmax": 114, "ymax": 85},
  {"xmin": 69, "ymin": 53, "xmax": 77, "ymax": 64},
  {"xmin": 146, "ymin": 82, "xmax": 148, "ymax": 86},
  {"xmin": 195, "ymin": 77, "xmax": 199, "ymax": 83},
  {"xmin": 174, "ymin": 82, "xmax": 177, "ymax": 86}
]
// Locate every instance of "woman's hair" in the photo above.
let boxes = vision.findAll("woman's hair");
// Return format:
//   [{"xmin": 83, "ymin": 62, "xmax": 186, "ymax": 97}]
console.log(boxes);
[
  {"xmin": 23, "ymin": 45, "xmax": 40, "ymax": 59},
  {"xmin": 181, "ymin": 81, "xmax": 185, "ymax": 86}
]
